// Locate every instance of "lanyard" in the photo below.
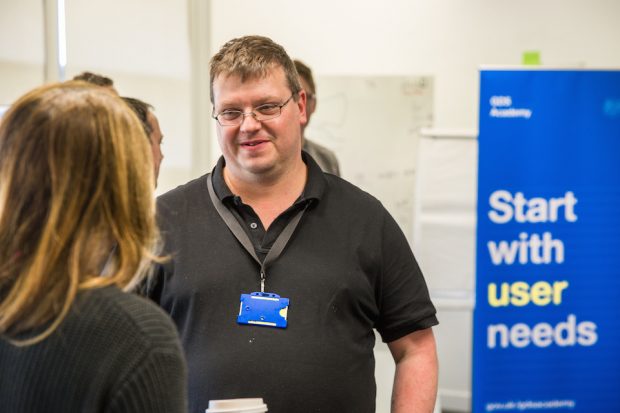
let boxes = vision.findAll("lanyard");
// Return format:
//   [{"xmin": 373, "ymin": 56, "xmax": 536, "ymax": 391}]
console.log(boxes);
[{"xmin": 207, "ymin": 174, "xmax": 308, "ymax": 292}]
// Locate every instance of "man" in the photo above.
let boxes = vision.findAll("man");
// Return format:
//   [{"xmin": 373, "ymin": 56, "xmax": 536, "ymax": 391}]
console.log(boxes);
[
  {"xmin": 70, "ymin": 72, "xmax": 164, "ymax": 183},
  {"xmin": 122, "ymin": 97, "xmax": 165, "ymax": 183},
  {"xmin": 146, "ymin": 108, "xmax": 164, "ymax": 182},
  {"xmin": 146, "ymin": 35, "xmax": 438, "ymax": 413},
  {"xmin": 294, "ymin": 59, "xmax": 341, "ymax": 176}
]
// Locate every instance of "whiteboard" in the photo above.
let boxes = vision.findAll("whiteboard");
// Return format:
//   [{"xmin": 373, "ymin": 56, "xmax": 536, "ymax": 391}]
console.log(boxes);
[
  {"xmin": 306, "ymin": 76, "xmax": 434, "ymax": 242},
  {"xmin": 413, "ymin": 134, "xmax": 478, "ymax": 294}
]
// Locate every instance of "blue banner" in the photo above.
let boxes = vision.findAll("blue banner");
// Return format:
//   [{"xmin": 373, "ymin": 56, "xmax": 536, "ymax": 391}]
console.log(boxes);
[{"xmin": 474, "ymin": 70, "xmax": 620, "ymax": 412}]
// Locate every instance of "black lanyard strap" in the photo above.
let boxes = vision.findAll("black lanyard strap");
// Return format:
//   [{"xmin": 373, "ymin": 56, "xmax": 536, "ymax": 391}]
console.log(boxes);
[{"xmin": 207, "ymin": 174, "xmax": 307, "ymax": 292}]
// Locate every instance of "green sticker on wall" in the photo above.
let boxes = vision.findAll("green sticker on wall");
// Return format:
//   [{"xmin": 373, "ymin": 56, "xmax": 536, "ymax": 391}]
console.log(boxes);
[{"xmin": 522, "ymin": 51, "xmax": 541, "ymax": 66}]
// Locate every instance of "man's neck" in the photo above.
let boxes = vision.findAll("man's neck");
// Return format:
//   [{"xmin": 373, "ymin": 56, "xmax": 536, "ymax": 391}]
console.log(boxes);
[{"xmin": 223, "ymin": 160, "xmax": 307, "ymax": 229}]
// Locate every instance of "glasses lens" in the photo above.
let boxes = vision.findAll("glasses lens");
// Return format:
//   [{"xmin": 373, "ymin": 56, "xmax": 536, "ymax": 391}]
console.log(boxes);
[
  {"xmin": 218, "ymin": 111, "xmax": 242, "ymax": 125},
  {"xmin": 254, "ymin": 104, "xmax": 281, "ymax": 119}
]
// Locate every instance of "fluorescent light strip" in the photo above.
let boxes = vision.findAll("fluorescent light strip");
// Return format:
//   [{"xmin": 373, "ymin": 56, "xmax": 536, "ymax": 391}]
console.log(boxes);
[{"xmin": 57, "ymin": 0, "xmax": 67, "ymax": 78}]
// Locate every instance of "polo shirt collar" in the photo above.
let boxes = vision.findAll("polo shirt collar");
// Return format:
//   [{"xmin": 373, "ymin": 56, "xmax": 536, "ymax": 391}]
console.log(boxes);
[
  {"xmin": 210, "ymin": 151, "xmax": 326, "ymax": 205},
  {"xmin": 211, "ymin": 156, "xmax": 234, "ymax": 202}
]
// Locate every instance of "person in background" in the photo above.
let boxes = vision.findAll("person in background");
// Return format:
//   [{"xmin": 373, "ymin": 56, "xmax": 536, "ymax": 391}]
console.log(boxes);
[
  {"xmin": 145, "ymin": 35, "xmax": 438, "ymax": 413},
  {"xmin": 0, "ymin": 81, "xmax": 187, "ymax": 412},
  {"xmin": 71, "ymin": 72, "xmax": 165, "ymax": 184},
  {"xmin": 123, "ymin": 97, "xmax": 165, "ymax": 184},
  {"xmin": 73, "ymin": 71, "xmax": 118, "ymax": 94},
  {"xmin": 294, "ymin": 59, "xmax": 341, "ymax": 176}
]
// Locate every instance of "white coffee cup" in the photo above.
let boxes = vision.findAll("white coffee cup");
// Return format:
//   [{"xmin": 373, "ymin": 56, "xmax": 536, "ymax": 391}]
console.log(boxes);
[{"xmin": 205, "ymin": 398, "xmax": 268, "ymax": 413}]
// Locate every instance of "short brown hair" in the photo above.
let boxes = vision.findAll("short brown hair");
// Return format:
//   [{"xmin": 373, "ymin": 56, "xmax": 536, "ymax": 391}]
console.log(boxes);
[
  {"xmin": 72, "ymin": 71, "xmax": 114, "ymax": 88},
  {"xmin": 0, "ymin": 81, "xmax": 159, "ymax": 345},
  {"xmin": 293, "ymin": 59, "xmax": 316, "ymax": 96},
  {"xmin": 122, "ymin": 97, "xmax": 154, "ymax": 138},
  {"xmin": 209, "ymin": 35, "xmax": 301, "ymax": 103}
]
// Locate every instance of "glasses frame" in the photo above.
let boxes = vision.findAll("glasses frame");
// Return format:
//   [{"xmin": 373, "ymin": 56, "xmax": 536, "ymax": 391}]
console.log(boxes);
[{"xmin": 212, "ymin": 94, "xmax": 295, "ymax": 127}]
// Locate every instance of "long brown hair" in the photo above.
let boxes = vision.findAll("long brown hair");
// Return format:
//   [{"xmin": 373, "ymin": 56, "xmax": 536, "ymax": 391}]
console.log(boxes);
[{"xmin": 0, "ymin": 81, "xmax": 160, "ymax": 345}]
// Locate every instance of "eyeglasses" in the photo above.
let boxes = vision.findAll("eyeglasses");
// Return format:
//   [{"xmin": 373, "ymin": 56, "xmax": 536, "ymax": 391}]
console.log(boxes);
[{"xmin": 212, "ymin": 94, "xmax": 295, "ymax": 126}]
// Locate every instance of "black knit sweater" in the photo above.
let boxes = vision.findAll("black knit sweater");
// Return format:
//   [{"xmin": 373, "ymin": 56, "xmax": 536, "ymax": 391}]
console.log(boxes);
[{"xmin": 0, "ymin": 286, "xmax": 187, "ymax": 412}]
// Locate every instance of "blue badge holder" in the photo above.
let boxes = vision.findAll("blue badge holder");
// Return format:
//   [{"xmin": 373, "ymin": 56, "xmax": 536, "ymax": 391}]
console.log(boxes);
[{"xmin": 237, "ymin": 292, "xmax": 289, "ymax": 328}]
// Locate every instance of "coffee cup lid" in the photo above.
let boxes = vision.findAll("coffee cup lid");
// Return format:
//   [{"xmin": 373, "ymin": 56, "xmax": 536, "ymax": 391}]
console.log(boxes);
[{"xmin": 206, "ymin": 398, "xmax": 268, "ymax": 413}]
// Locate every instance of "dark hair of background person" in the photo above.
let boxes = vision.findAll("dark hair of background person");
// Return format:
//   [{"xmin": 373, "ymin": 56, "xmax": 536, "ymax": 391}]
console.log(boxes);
[
  {"xmin": 0, "ymin": 81, "xmax": 161, "ymax": 346},
  {"xmin": 209, "ymin": 35, "xmax": 302, "ymax": 104},
  {"xmin": 72, "ymin": 71, "xmax": 115, "ymax": 88},
  {"xmin": 293, "ymin": 59, "xmax": 316, "ymax": 98},
  {"xmin": 123, "ymin": 97, "xmax": 154, "ymax": 138}
]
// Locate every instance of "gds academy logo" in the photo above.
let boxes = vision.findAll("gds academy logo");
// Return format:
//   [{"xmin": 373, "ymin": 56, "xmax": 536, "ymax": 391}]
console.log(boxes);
[{"xmin": 489, "ymin": 95, "xmax": 532, "ymax": 120}]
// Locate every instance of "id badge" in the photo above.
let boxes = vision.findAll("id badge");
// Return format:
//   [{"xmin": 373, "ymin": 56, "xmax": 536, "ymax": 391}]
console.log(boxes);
[{"xmin": 237, "ymin": 292, "xmax": 289, "ymax": 328}]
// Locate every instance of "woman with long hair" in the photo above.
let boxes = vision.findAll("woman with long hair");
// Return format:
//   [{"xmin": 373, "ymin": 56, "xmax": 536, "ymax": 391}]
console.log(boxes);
[{"xmin": 0, "ymin": 81, "xmax": 187, "ymax": 412}]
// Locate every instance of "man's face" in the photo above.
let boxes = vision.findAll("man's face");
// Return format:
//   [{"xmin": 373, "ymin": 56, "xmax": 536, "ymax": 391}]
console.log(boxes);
[
  {"xmin": 147, "ymin": 111, "xmax": 164, "ymax": 183},
  {"xmin": 212, "ymin": 66, "xmax": 307, "ymax": 180}
]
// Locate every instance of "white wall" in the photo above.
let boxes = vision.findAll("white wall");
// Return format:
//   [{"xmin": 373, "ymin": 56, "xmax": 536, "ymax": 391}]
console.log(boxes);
[{"xmin": 0, "ymin": 1, "xmax": 45, "ymax": 100}]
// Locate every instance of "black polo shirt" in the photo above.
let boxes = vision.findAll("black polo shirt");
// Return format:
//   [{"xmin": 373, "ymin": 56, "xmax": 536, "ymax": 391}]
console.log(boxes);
[{"xmin": 148, "ymin": 153, "xmax": 437, "ymax": 413}]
